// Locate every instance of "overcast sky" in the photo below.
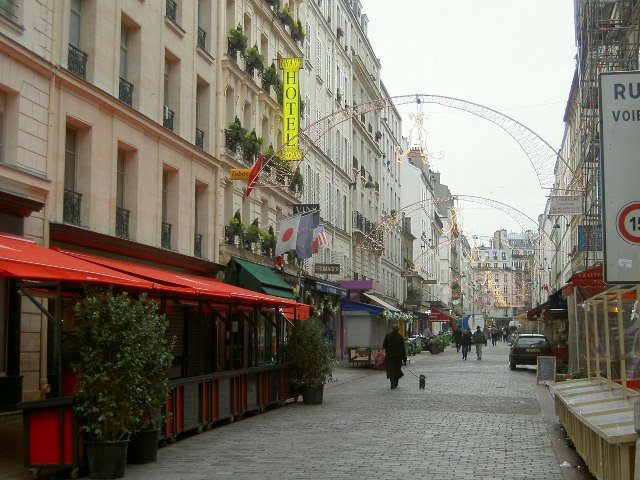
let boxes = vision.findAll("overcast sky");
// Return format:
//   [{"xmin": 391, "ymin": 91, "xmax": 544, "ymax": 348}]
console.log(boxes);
[{"xmin": 363, "ymin": 1, "xmax": 576, "ymax": 244}]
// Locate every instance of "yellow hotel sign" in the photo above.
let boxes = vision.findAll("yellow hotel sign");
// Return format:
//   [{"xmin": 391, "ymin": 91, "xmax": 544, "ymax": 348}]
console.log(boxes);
[
  {"xmin": 230, "ymin": 168, "xmax": 251, "ymax": 180},
  {"xmin": 279, "ymin": 57, "xmax": 303, "ymax": 161}
]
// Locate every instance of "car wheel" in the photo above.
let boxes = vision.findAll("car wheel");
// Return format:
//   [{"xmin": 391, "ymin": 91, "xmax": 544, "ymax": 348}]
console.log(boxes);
[{"xmin": 509, "ymin": 360, "xmax": 516, "ymax": 370}]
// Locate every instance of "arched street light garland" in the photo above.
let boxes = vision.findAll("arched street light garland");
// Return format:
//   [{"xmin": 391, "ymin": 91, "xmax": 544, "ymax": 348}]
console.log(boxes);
[{"xmin": 246, "ymin": 94, "xmax": 577, "ymax": 195}]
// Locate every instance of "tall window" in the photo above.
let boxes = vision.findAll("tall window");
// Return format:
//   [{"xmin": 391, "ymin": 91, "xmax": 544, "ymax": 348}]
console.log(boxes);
[
  {"xmin": 116, "ymin": 150, "xmax": 125, "ymax": 209},
  {"xmin": 163, "ymin": 58, "xmax": 170, "ymax": 107},
  {"xmin": 115, "ymin": 150, "xmax": 131, "ymax": 238},
  {"xmin": 63, "ymin": 126, "xmax": 82, "ymax": 225},
  {"xmin": 69, "ymin": 0, "xmax": 82, "ymax": 48},
  {"xmin": 0, "ymin": 0, "xmax": 18, "ymax": 22},
  {"xmin": 64, "ymin": 127, "xmax": 78, "ymax": 191},
  {"xmin": 120, "ymin": 25, "xmax": 128, "ymax": 80},
  {"xmin": 161, "ymin": 170, "xmax": 168, "ymax": 224},
  {"xmin": 304, "ymin": 21, "xmax": 311, "ymax": 59}
]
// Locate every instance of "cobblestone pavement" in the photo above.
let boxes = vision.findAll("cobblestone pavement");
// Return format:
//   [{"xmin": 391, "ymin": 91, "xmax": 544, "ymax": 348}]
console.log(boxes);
[{"xmin": 118, "ymin": 341, "xmax": 588, "ymax": 480}]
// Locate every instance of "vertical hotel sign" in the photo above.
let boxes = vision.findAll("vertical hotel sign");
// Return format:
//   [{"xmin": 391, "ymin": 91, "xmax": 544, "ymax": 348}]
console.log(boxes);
[{"xmin": 279, "ymin": 57, "xmax": 303, "ymax": 160}]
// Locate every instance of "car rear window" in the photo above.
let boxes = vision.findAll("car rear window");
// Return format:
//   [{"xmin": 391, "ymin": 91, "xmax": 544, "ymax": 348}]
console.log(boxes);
[{"xmin": 516, "ymin": 337, "xmax": 550, "ymax": 348}]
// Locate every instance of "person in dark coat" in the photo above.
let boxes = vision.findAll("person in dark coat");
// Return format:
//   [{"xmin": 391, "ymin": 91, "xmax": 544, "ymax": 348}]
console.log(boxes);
[
  {"xmin": 452, "ymin": 327, "xmax": 463, "ymax": 353},
  {"xmin": 383, "ymin": 324, "xmax": 407, "ymax": 389},
  {"xmin": 473, "ymin": 326, "xmax": 487, "ymax": 360},
  {"xmin": 461, "ymin": 329, "xmax": 472, "ymax": 360}
]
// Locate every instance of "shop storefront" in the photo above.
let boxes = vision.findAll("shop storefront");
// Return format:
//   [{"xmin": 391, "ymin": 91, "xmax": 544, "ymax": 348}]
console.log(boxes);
[{"xmin": 0, "ymin": 234, "xmax": 310, "ymax": 476}]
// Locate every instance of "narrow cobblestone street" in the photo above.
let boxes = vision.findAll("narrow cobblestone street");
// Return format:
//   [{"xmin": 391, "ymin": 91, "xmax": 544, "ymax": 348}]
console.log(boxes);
[{"xmin": 119, "ymin": 341, "xmax": 590, "ymax": 480}]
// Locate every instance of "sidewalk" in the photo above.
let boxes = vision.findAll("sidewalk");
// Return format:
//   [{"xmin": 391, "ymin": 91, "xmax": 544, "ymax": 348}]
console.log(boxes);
[
  {"xmin": 122, "ymin": 341, "xmax": 593, "ymax": 480},
  {"xmin": 1, "ymin": 342, "xmax": 594, "ymax": 480}
]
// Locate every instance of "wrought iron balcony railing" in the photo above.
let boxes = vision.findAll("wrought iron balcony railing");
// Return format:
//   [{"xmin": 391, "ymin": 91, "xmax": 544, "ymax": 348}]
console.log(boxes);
[
  {"xmin": 118, "ymin": 77, "xmax": 133, "ymax": 106},
  {"xmin": 352, "ymin": 211, "xmax": 364, "ymax": 232},
  {"xmin": 195, "ymin": 128, "xmax": 204, "ymax": 149},
  {"xmin": 194, "ymin": 233, "xmax": 202, "ymax": 258},
  {"xmin": 197, "ymin": 27, "xmax": 206, "ymax": 49},
  {"xmin": 116, "ymin": 207, "xmax": 130, "ymax": 239},
  {"xmin": 165, "ymin": 0, "xmax": 177, "ymax": 22},
  {"xmin": 63, "ymin": 189, "xmax": 82, "ymax": 226},
  {"xmin": 161, "ymin": 222, "xmax": 172, "ymax": 249},
  {"xmin": 163, "ymin": 106, "xmax": 174, "ymax": 131},
  {"xmin": 68, "ymin": 44, "xmax": 88, "ymax": 79}
]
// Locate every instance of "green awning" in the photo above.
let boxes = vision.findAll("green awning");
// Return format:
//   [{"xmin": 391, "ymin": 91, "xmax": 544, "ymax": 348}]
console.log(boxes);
[{"xmin": 225, "ymin": 257, "xmax": 295, "ymax": 300}]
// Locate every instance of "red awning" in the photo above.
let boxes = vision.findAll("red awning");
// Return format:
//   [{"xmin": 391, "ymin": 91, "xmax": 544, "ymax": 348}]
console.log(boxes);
[
  {"xmin": 569, "ymin": 264, "xmax": 605, "ymax": 287},
  {"xmin": 428, "ymin": 306, "xmax": 454, "ymax": 322},
  {"xmin": 0, "ymin": 234, "xmax": 154, "ymax": 288},
  {"xmin": 55, "ymin": 248, "xmax": 310, "ymax": 316},
  {"xmin": 527, "ymin": 304, "xmax": 544, "ymax": 320}
]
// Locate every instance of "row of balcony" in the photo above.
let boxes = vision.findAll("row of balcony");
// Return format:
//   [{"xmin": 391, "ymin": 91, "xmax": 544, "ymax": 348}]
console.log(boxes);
[
  {"xmin": 68, "ymin": 46, "xmax": 207, "ymax": 151},
  {"xmin": 224, "ymin": 225, "xmax": 275, "ymax": 257},
  {"xmin": 63, "ymin": 189, "xmax": 203, "ymax": 258},
  {"xmin": 352, "ymin": 211, "xmax": 383, "ymax": 246}
]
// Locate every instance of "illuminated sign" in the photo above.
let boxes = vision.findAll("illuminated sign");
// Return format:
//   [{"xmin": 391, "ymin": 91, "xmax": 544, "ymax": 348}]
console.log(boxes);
[{"xmin": 279, "ymin": 57, "xmax": 303, "ymax": 161}]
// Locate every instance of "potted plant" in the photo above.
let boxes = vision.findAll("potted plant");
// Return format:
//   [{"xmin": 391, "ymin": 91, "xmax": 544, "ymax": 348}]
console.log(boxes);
[
  {"xmin": 243, "ymin": 44, "xmax": 264, "ymax": 76},
  {"xmin": 262, "ymin": 63, "xmax": 279, "ymax": 92},
  {"xmin": 228, "ymin": 24, "xmax": 248, "ymax": 54},
  {"xmin": 245, "ymin": 218, "xmax": 261, "ymax": 250},
  {"xmin": 284, "ymin": 317, "xmax": 335, "ymax": 404},
  {"xmin": 277, "ymin": 4, "xmax": 294, "ymax": 27},
  {"xmin": 126, "ymin": 298, "xmax": 174, "ymax": 465},
  {"xmin": 227, "ymin": 210, "xmax": 243, "ymax": 238},
  {"xmin": 226, "ymin": 117, "xmax": 247, "ymax": 152},
  {"xmin": 260, "ymin": 226, "xmax": 276, "ymax": 256},
  {"xmin": 291, "ymin": 20, "xmax": 306, "ymax": 42},
  {"xmin": 73, "ymin": 289, "xmax": 172, "ymax": 478},
  {"xmin": 242, "ymin": 129, "xmax": 263, "ymax": 163}
]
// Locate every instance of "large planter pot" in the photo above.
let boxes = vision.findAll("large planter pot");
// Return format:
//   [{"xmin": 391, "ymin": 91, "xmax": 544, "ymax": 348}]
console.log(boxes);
[
  {"xmin": 127, "ymin": 429, "xmax": 159, "ymax": 464},
  {"xmin": 302, "ymin": 385, "xmax": 324, "ymax": 405},
  {"xmin": 86, "ymin": 440, "xmax": 129, "ymax": 479}
]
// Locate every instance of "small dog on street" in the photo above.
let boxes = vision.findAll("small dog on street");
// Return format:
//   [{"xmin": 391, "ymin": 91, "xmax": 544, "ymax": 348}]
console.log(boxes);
[{"xmin": 419, "ymin": 374, "xmax": 426, "ymax": 389}]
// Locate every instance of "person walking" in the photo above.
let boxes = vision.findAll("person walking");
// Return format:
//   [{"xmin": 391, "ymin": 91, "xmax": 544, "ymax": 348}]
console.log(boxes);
[
  {"xmin": 452, "ymin": 326, "xmax": 463, "ymax": 353},
  {"xmin": 461, "ymin": 329, "xmax": 472, "ymax": 360},
  {"xmin": 473, "ymin": 326, "xmax": 487, "ymax": 360},
  {"xmin": 383, "ymin": 324, "xmax": 407, "ymax": 389},
  {"xmin": 490, "ymin": 326, "xmax": 498, "ymax": 346}
]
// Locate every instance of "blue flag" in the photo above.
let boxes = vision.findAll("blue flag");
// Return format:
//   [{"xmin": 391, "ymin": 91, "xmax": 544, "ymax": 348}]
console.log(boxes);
[{"xmin": 296, "ymin": 212, "xmax": 320, "ymax": 259}]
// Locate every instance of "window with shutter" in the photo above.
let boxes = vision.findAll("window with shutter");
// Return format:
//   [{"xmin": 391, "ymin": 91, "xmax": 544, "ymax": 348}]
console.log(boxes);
[{"xmin": 326, "ymin": 46, "xmax": 331, "ymax": 87}]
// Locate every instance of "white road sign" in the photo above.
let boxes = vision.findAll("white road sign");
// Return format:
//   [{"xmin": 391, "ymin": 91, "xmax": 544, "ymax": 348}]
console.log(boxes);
[{"xmin": 600, "ymin": 71, "xmax": 640, "ymax": 283}]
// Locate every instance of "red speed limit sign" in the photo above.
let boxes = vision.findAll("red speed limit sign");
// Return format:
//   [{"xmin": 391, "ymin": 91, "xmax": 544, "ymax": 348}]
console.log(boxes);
[{"xmin": 616, "ymin": 202, "xmax": 640, "ymax": 244}]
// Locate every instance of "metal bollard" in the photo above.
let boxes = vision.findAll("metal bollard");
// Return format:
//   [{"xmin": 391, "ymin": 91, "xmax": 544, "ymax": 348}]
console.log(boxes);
[{"xmin": 634, "ymin": 399, "xmax": 640, "ymax": 479}]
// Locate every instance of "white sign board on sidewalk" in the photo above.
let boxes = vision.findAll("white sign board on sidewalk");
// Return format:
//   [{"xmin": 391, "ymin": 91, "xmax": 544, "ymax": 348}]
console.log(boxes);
[{"xmin": 600, "ymin": 71, "xmax": 640, "ymax": 283}]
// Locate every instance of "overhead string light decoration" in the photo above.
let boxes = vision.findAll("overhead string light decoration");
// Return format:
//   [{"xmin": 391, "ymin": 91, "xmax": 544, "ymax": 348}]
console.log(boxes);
[{"xmin": 395, "ymin": 96, "xmax": 444, "ymax": 165}]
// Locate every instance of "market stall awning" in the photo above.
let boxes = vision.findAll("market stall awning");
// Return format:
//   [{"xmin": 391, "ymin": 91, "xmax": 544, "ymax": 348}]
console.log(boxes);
[
  {"xmin": 340, "ymin": 299, "xmax": 384, "ymax": 315},
  {"xmin": 362, "ymin": 292, "xmax": 401, "ymax": 312},
  {"xmin": 0, "ymin": 234, "xmax": 154, "ymax": 288},
  {"xmin": 428, "ymin": 306, "xmax": 454, "ymax": 322},
  {"xmin": 225, "ymin": 257, "xmax": 295, "ymax": 300},
  {"xmin": 55, "ymin": 248, "xmax": 308, "ymax": 316}
]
